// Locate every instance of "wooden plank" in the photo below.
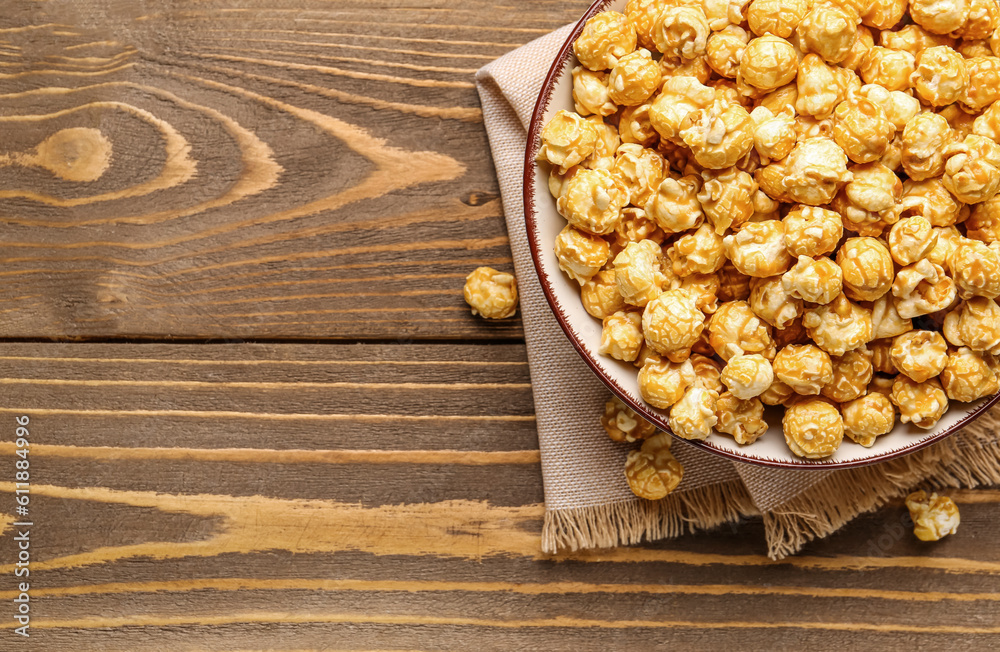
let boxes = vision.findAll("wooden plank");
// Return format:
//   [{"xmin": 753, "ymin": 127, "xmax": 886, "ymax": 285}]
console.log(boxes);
[
  {"xmin": 0, "ymin": 0, "xmax": 592, "ymax": 340},
  {"xmin": 0, "ymin": 343, "xmax": 999, "ymax": 650}
]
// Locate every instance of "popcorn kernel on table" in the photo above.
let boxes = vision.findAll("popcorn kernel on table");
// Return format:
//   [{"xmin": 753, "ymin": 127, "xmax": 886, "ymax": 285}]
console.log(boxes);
[
  {"xmin": 624, "ymin": 433, "xmax": 684, "ymax": 500},
  {"xmin": 602, "ymin": 394, "xmax": 657, "ymax": 443},
  {"xmin": 463, "ymin": 267, "xmax": 518, "ymax": 320},
  {"xmin": 905, "ymin": 490, "xmax": 960, "ymax": 541}
]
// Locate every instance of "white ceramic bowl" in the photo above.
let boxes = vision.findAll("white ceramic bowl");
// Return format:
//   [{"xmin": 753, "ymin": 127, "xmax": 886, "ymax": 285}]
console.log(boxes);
[{"xmin": 522, "ymin": 0, "xmax": 1000, "ymax": 468}]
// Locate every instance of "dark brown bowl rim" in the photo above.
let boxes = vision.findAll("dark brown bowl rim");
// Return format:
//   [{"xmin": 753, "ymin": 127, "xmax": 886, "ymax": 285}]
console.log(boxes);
[{"xmin": 521, "ymin": 0, "xmax": 1000, "ymax": 469}]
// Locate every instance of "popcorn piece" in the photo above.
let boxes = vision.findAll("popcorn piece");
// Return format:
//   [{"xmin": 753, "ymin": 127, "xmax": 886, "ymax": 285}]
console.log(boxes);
[
  {"xmin": 837, "ymin": 237, "xmax": 895, "ymax": 302},
  {"xmin": 723, "ymin": 220, "xmax": 794, "ymax": 277},
  {"xmin": 961, "ymin": 56, "xmax": 1000, "ymax": 112},
  {"xmin": 950, "ymin": 238, "xmax": 1000, "ymax": 298},
  {"xmin": 690, "ymin": 353, "xmax": 724, "ymax": 393},
  {"xmin": 891, "ymin": 375, "xmax": 949, "ymax": 428},
  {"xmin": 715, "ymin": 391, "xmax": 768, "ymax": 444},
  {"xmin": 842, "ymin": 25, "xmax": 877, "ymax": 70},
  {"xmin": 782, "ymin": 255, "xmax": 843, "ymax": 305},
  {"xmin": 927, "ymin": 226, "xmax": 966, "ymax": 270},
  {"xmin": 612, "ymin": 143, "xmax": 666, "ymax": 208},
  {"xmin": 901, "ymin": 113, "xmax": 955, "ymax": 181},
  {"xmin": 823, "ymin": 348, "xmax": 875, "ymax": 402},
  {"xmin": 803, "ymin": 292, "xmax": 874, "ymax": 356},
  {"xmin": 572, "ymin": 67, "xmax": 616, "ymax": 117},
  {"xmin": 615, "ymin": 239, "xmax": 668, "ymax": 308},
  {"xmin": 625, "ymin": 0, "xmax": 663, "ymax": 50},
  {"xmin": 602, "ymin": 394, "xmax": 657, "ymax": 442},
  {"xmin": 798, "ymin": 4, "xmax": 860, "ymax": 64},
  {"xmin": 554, "ymin": 224, "xmax": 612, "ymax": 284},
  {"xmin": 680, "ymin": 272, "xmax": 722, "ymax": 314},
  {"xmin": 757, "ymin": 82, "xmax": 799, "ymax": 116},
  {"xmin": 909, "ymin": 0, "xmax": 969, "ymax": 35},
  {"xmin": 890, "ymin": 330, "xmax": 949, "ymax": 382},
  {"xmin": 773, "ymin": 315, "xmax": 812, "ymax": 349},
  {"xmin": 557, "ymin": 168, "xmax": 629, "ymax": 235},
  {"xmin": 625, "ymin": 433, "xmax": 685, "ymax": 500},
  {"xmin": 869, "ymin": 338, "xmax": 898, "ymax": 373},
  {"xmin": 782, "ymin": 206, "xmax": 844, "ymax": 257},
  {"xmin": 749, "ymin": 106, "xmax": 796, "ymax": 164},
  {"xmin": 842, "ymin": 392, "xmax": 896, "ymax": 446},
  {"xmin": 888, "ymin": 216, "xmax": 938, "ymax": 266},
  {"xmin": 581, "ymin": 268, "xmax": 626, "ymax": 319},
  {"xmin": 643, "ymin": 288, "xmax": 706, "ymax": 362},
  {"xmin": 941, "ymin": 346, "xmax": 1000, "ymax": 401},
  {"xmin": 718, "ymin": 260, "xmax": 752, "ymax": 302},
  {"xmin": 943, "ymin": 296, "xmax": 1000, "ymax": 353},
  {"xmin": 574, "ymin": 11, "xmax": 638, "ymax": 71},
  {"xmin": 653, "ymin": 6, "xmax": 710, "ymax": 60},
  {"xmin": 660, "ymin": 53, "xmax": 714, "ymax": 84},
  {"xmin": 898, "ymin": 178, "xmax": 968, "ymax": 228},
  {"xmin": 943, "ymin": 134, "xmax": 1000, "ymax": 203},
  {"xmin": 645, "ymin": 175, "xmax": 705, "ymax": 233},
  {"xmin": 747, "ymin": 0, "xmax": 808, "ymax": 37},
  {"xmin": 610, "ymin": 207, "xmax": 665, "ymax": 256},
  {"xmin": 668, "ymin": 223, "xmax": 727, "ymax": 277},
  {"xmin": 857, "ymin": 84, "xmax": 922, "ymax": 131},
  {"xmin": 679, "ymin": 100, "xmax": 755, "ymax": 169},
  {"xmin": 463, "ymin": 267, "xmax": 518, "ymax": 319},
  {"xmin": 583, "ymin": 116, "xmax": 621, "ymax": 170},
  {"xmin": 669, "ymin": 386, "xmax": 720, "ymax": 440},
  {"xmin": 721, "ymin": 352, "xmax": 775, "ymax": 399},
  {"xmin": 537, "ymin": 110, "xmax": 599, "ymax": 171},
  {"xmin": 892, "ymin": 259, "xmax": 959, "ymax": 318},
  {"xmin": 548, "ymin": 165, "xmax": 580, "ymax": 199},
  {"xmin": 761, "ymin": 378, "xmax": 797, "ymax": 405},
  {"xmin": 859, "ymin": 46, "xmax": 917, "ymax": 91},
  {"xmin": 756, "ymin": 137, "xmax": 853, "ymax": 205},
  {"xmin": 783, "ymin": 398, "xmax": 845, "ymax": 458},
  {"xmin": 833, "ymin": 96, "xmax": 895, "ymax": 164},
  {"xmin": 794, "ymin": 54, "xmax": 845, "ymax": 118},
  {"xmin": 707, "ymin": 26, "xmax": 749, "ymax": 78},
  {"xmin": 739, "ymin": 36, "xmax": 800, "ymax": 91},
  {"xmin": 863, "ymin": 0, "xmax": 908, "ymax": 29},
  {"xmin": 620, "ymin": 100, "xmax": 660, "ymax": 146},
  {"xmin": 750, "ymin": 275, "xmax": 803, "ymax": 329},
  {"xmin": 972, "ymin": 98, "xmax": 1000, "ymax": 142},
  {"xmin": 609, "ymin": 48, "xmax": 662, "ymax": 106},
  {"xmin": 967, "ymin": 195, "xmax": 1000, "ymax": 243},
  {"xmin": 912, "ymin": 46, "xmax": 970, "ymax": 106},
  {"xmin": 833, "ymin": 162, "xmax": 903, "ymax": 236},
  {"xmin": 709, "ymin": 300, "xmax": 776, "ymax": 360},
  {"xmin": 638, "ymin": 357, "xmax": 698, "ymax": 409},
  {"xmin": 872, "ymin": 294, "xmax": 915, "ymax": 339},
  {"xmin": 881, "ymin": 24, "xmax": 955, "ymax": 55},
  {"xmin": 905, "ymin": 490, "xmax": 960, "ymax": 541},
  {"xmin": 938, "ymin": 102, "xmax": 977, "ymax": 140},
  {"xmin": 698, "ymin": 166, "xmax": 758, "ymax": 234},
  {"xmin": 959, "ymin": 0, "xmax": 1000, "ymax": 39},
  {"xmin": 600, "ymin": 310, "xmax": 645, "ymax": 362},
  {"xmin": 773, "ymin": 343, "xmax": 835, "ymax": 395}
]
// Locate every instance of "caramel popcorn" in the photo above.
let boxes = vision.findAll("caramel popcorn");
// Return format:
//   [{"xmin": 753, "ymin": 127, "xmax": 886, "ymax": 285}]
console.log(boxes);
[
  {"xmin": 927, "ymin": 226, "xmax": 966, "ymax": 270},
  {"xmin": 614, "ymin": 239, "xmax": 668, "ymax": 308},
  {"xmin": 900, "ymin": 113, "xmax": 955, "ymax": 181},
  {"xmin": 961, "ymin": 0, "xmax": 1000, "ymax": 40},
  {"xmin": 747, "ymin": 0, "xmax": 808, "ymax": 37},
  {"xmin": 859, "ymin": 46, "xmax": 917, "ymax": 91},
  {"xmin": 782, "ymin": 206, "xmax": 844, "ymax": 257},
  {"xmin": 880, "ymin": 24, "xmax": 954, "ymax": 55},
  {"xmin": 463, "ymin": 267, "xmax": 518, "ymax": 319},
  {"xmin": 869, "ymin": 338, "xmax": 898, "ymax": 373},
  {"xmin": 943, "ymin": 296, "xmax": 1000, "ymax": 353},
  {"xmin": 679, "ymin": 100, "xmax": 756, "ymax": 169},
  {"xmin": 912, "ymin": 46, "xmax": 970, "ymax": 107},
  {"xmin": 842, "ymin": 26, "xmax": 877, "ymax": 70},
  {"xmin": 941, "ymin": 346, "xmax": 1000, "ymax": 401},
  {"xmin": 625, "ymin": 433, "xmax": 685, "ymax": 500},
  {"xmin": 837, "ymin": 237, "xmax": 894, "ymax": 302},
  {"xmin": 620, "ymin": 100, "xmax": 660, "ymax": 146},
  {"xmin": 872, "ymin": 294, "xmax": 915, "ymax": 339},
  {"xmin": 942, "ymin": 134, "xmax": 1000, "ymax": 204},
  {"xmin": 581, "ymin": 268, "xmax": 626, "ymax": 319},
  {"xmin": 782, "ymin": 255, "xmax": 843, "ymax": 305},
  {"xmin": 602, "ymin": 394, "xmax": 657, "ymax": 442},
  {"xmin": 783, "ymin": 398, "xmax": 845, "ymax": 458},
  {"xmin": 967, "ymin": 196, "xmax": 1000, "ymax": 243},
  {"xmin": 803, "ymin": 292, "xmax": 873, "ymax": 356},
  {"xmin": 707, "ymin": 26, "xmax": 750, "ymax": 79},
  {"xmin": 600, "ymin": 310, "xmax": 645, "ymax": 362},
  {"xmin": 833, "ymin": 162, "xmax": 903, "ymax": 236},
  {"xmin": 972, "ymin": 97, "xmax": 1000, "ymax": 142},
  {"xmin": 950, "ymin": 238, "xmax": 1000, "ymax": 299},
  {"xmin": 574, "ymin": 11, "xmax": 637, "ymax": 71},
  {"xmin": 909, "ymin": 0, "xmax": 969, "ymax": 35},
  {"xmin": 761, "ymin": 378, "xmax": 797, "ymax": 405},
  {"xmin": 857, "ymin": 84, "xmax": 922, "ymax": 131},
  {"xmin": 654, "ymin": 6, "xmax": 710, "ymax": 60},
  {"xmin": 584, "ymin": 116, "xmax": 621, "ymax": 170},
  {"xmin": 680, "ymin": 272, "xmax": 722, "ymax": 314},
  {"xmin": 833, "ymin": 96, "xmax": 895, "ymax": 164},
  {"xmin": 610, "ymin": 207, "xmax": 665, "ymax": 256},
  {"xmin": 642, "ymin": 288, "xmax": 706, "ymax": 361},
  {"xmin": 750, "ymin": 274, "xmax": 803, "ymax": 328},
  {"xmin": 554, "ymin": 224, "xmax": 612, "ymax": 284},
  {"xmin": 609, "ymin": 48, "xmax": 662, "ymax": 106},
  {"xmin": 669, "ymin": 386, "xmax": 720, "ymax": 440},
  {"xmin": 721, "ymin": 352, "xmax": 775, "ymax": 399},
  {"xmin": 645, "ymin": 175, "xmax": 705, "ymax": 232},
  {"xmin": 613, "ymin": 143, "xmax": 666, "ymax": 208},
  {"xmin": 898, "ymin": 178, "xmax": 968, "ymax": 228},
  {"xmin": 891, "ymin": 375, "xmax": 949, "ymax": 428},
  {"xmin": 961, "ymin": 56, "xmax": 1000, "ymax": 112},
  {"xmin": 638, "ymin": 357, "xmax": 698, "ymax": 409},
  {"xmin": 890, "ymin": 330, "xmax": 949, "ymax": 382},
  {"xmin": 888, "ymin": 216, "xmax": 938, "ymax": 266},
  {"xmin": 698, "ymin": 166, "xmax": 758, "ymax": 234},
  {"xmin": 537, "ymin": 110, "xmax": 599, "ymax": 171},
  {"xmin": 892, "ymin": 259, "xmax": 959, "ymax": 318},
  {"xmin": 718, "ymin": 260, "xmax": 752, "ymax": 302},
  {"xmin": 905, "ymin": 490, "xmax": 960, "ymax": 541},
  {"xmin": 794, "ymin": 55, "xmax": 845, "ymax": 118},
  {"xmin": 690, "ymin": 353, "xmax": 725, "ymax": 393},
  {"xmin": 773, "ymin": 343, "xmax": 835, "ymax": 395},
  {"xmin": 557, "ymin": 168, "xmax": 629, "ymax": 235},
  {"xmin": 572, "ymin": 67, "xmax": 617, "ymax": 118},
  {"xmin": 715, "ymin": 391, "xmax": 768, "ymax": 444},
  {"xmin": 723, "ymin": 220, "xmax": 794, "ymax": 277},
  {"xmin": 823, "ymin": 348, "xmax": 875, "ymax": 402},
  {"xmin": 842, "ymin": 392, "xmax": 896, "ymax": 446},
  {"xmin": 797, "ymin": 4, "xmax": 860, "ymax": 64},
  {"xmin": 739, "ymin": 35, "xmax": 800, "ymax": 91},
  {"xmin": 625, "ymin": 0, "xmax": 662, "ymax": 50},
  {"xmin": 668, "ymin": 223, "xmax": 727, "ymax": 276},
  {"xmin": 863, "ymin": 0, "xmax": 908, "ymax": 29},
  {"xmin": 709, "ymin": 300, "xmax": 776, "ymax": 360},
  {"xmin": 749, "ymin": 106, "xmax": 796, "ymax": 164},
  {"xmin": 756, "ymin": 137, "xmax": 853, "ymax": 205}
]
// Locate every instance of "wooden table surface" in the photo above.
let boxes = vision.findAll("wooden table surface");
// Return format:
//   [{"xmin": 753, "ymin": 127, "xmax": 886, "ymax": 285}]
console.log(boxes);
[{"xmin": 2, "ymin": 0, "xmax": 999, "ymax": 649}]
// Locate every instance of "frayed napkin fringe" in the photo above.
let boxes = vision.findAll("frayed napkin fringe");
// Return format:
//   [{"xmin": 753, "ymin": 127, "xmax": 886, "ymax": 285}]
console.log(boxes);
[{"xmin": 541, "ymin": 478, "xmax": 759, "ymax": 554}]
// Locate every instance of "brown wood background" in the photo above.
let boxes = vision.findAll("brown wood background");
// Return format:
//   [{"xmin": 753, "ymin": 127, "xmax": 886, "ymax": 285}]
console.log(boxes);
[{"xmin": 0, "ymin": 0, "xmax": 998, "ymax": 649}]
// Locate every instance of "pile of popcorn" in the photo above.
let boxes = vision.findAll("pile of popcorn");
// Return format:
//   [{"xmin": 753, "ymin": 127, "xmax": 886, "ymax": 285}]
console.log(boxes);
[{"xmin": 536, "ymin": 0, "xmax": 1000, "ymax": 484}]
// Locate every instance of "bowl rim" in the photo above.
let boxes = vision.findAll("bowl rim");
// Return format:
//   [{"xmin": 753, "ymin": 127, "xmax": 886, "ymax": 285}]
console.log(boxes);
[{"xmin": 521, "ymin": 0, "xmax": 1000, "ymax": 469}]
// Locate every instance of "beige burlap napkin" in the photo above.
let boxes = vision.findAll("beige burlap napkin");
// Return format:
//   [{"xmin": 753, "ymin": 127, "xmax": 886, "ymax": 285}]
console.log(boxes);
[{"xmin": 476, "ymin": 25, "xmax": 1000, "ymax": 559}]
